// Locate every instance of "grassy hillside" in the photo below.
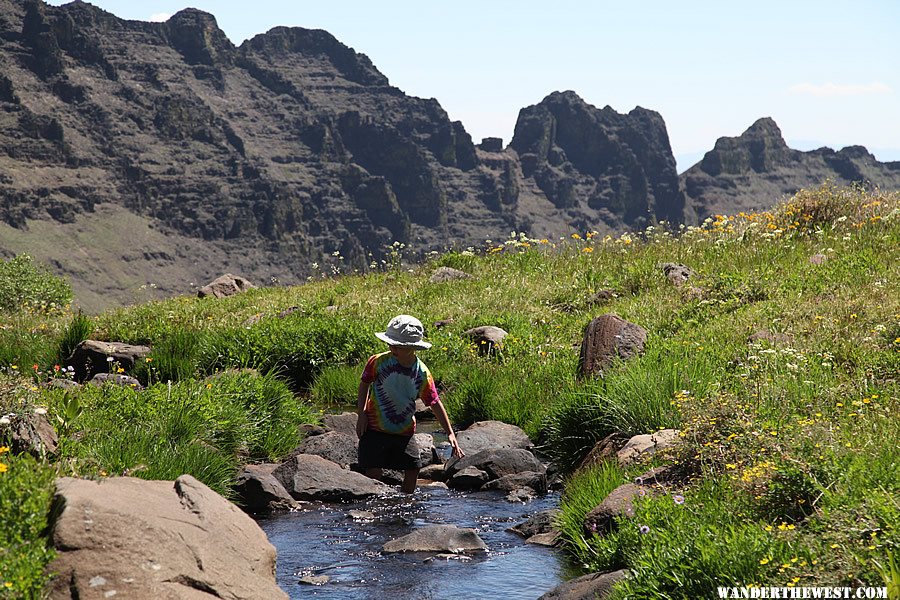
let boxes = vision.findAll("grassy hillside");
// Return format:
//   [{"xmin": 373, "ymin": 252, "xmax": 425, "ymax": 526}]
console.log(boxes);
[{"xmin": 0, "ymin": 183, "xmax": 897, "ymax": 597}]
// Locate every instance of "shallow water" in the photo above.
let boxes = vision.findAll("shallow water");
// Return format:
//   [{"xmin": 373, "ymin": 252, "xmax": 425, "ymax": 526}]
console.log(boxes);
[{"xmin": 259, "ymin": 486, "xmax": 567, "ymax": 599}]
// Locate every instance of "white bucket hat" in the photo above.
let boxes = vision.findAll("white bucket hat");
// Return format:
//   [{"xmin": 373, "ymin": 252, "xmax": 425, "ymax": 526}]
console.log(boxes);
[{"xmin": 375, "ymin": 315, "xmax": 432, "ymax": 349}]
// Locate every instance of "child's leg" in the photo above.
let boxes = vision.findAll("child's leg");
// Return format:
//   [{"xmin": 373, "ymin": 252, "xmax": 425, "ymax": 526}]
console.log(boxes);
[{"xmin": 401, "ymin": 469, "xmax": 419, "ymax": 493}]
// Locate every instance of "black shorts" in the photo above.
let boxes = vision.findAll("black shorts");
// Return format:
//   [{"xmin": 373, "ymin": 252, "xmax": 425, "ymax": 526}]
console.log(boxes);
[{"xmin": 357, "ymin": 429, "xmax": 422, "ymax": 471}]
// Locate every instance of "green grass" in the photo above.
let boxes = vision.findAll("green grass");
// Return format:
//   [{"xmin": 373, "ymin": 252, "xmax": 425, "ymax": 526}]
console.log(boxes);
[
  {"xmin": 0, "ymin": 183, "xmax": 897, "ymax": 597},
  {"xmin": 0, "ymin": 451, "xmax": 56, "ymax": 596}
]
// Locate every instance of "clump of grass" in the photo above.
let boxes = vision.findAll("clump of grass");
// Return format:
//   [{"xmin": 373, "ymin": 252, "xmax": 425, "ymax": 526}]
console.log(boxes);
[
  {"xmin": 55, "ymin": 311, "xmax": 93, "ymax": 365},
  {"xmin": 309, "ymin": 364, "xmax": 362, "ymax": 408},
  {"xmin": 141, "ymin": 328, "xmax": 202, "ymax": 384},
  {"xmin": 557, "ymin": 462, "xmax": 626, "ymax": 563}
]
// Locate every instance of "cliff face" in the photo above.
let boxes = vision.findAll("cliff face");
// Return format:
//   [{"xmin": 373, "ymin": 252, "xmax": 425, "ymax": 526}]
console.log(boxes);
[
  {"xmin": 681, "ymin": 118, "xmax": 900, "ymax": 221},
  {"xmin": 0, "ymin": 1, "xmax": 690, "ymax": 309},
  {"xmin": 4, "ymin": 2, "xmax": 896, "ymax": 311},
  {"xmin": 508, "ymin": 91, "xmax": 685, "ymax": 231}
]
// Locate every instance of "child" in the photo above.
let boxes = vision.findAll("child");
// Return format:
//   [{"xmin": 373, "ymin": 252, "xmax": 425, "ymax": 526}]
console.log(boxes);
[{"xmin": 356, "ymin": 314, "xmax": 464, "ymax": 493}]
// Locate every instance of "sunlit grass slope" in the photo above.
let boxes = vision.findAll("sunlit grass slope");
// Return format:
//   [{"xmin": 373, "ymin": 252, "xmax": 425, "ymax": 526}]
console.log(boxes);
[{"xmin": 0, "ymin": 183, "xmax": 897, "ymax": 596}]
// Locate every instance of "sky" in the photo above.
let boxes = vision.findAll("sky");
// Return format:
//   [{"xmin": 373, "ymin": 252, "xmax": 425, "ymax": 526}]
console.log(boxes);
[{"xmin": 45, "ymin": 0, "xmax": 900, "ymax": 172}]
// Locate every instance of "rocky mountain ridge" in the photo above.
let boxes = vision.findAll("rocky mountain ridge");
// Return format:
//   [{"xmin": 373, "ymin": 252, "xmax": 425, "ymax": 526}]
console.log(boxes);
[{"xmin": 1, "ymin": 0, "xmax": 898, "ymax": 310}]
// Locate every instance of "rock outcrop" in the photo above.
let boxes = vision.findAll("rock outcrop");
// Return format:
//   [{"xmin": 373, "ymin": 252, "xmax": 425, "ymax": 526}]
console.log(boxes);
[
  {"xmin": 681, "ymin": 118, "xmax": 900, "ymax": 222},
  {"xmin": 47, "ymin": 475, "xmax": 286, "ymax": 599},
  {"xmin": 509, "ymin": 90, "xmax": 686, "ymax": 231}
]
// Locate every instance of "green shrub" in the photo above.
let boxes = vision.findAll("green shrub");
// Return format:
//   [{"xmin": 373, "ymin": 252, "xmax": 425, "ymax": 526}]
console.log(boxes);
[
  {"xmin": 0, "ymin": 254, "xmax": 72, "ymax": 313},
  {"xmin": 0, "ymin": 451, "xmax": 56, "ymax": 596}
]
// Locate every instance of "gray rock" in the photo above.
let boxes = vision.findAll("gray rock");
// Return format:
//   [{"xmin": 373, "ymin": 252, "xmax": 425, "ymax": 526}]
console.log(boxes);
[
  {"xmin": 526, "ymin": 532, "xmax": 559, "ymax": 546},
  {"xmin": 299, "ymin": 575, "xmax": 330, "ymax": 585},
  {"xmin": 322, "ymin": 412, "xmax": 358, "ymax": 437},
  {"xmin": 578, "ymin": 314, "xmax": 647, "ymax": 377},
  {"xmin": 88, "ymin": 372, "xmax": 143, "ymax": 389},
  {"xmin": 538, "ymin": 569, "xmax": 629, "ymax": 600},
  {"xmin": 66, "ymin": 340, "xmax": 151, "ymax": 383},
  {"xmin": 47, "ymin": 475, "xmax": 286, "ymax": 599},
  {"xmin": 412, "ymin": 432, "xmax": 436, "ymax": 466},
  {"xmin": 273, "ymin": 454, "xmax": 390, "ymax": 501},
  {"xmin": 662, "ymin": 263, "xmax": 694, "ymax": 286},
  {"xmin": 509, "ymin": 509, "xmax": 561, "ymax": 539},
  {"xmin": 418, "ymin": 463, "xmax": 447, "ymax": 481},
  {"xmin": 234, "ymin": 463, "xmax": 297, "ymax": 513},
  {"xmin": 447, "ymin": 466, "xmax": 489, "ymax": 490},
  {"xmin": 482, "ymin": 471, "xmax": 547, "ymax": 494},
  {"xmin": 383, "ymin": 525, "xmax": 486, "ymax": 553},
  {"xmin": 583, "ymin": 484, "xmax": 647, "ymax": 535},
  {"xmin": 197, "ymin": 273, "xmax": 256, "ymax": 298},
  {"xmin": 446, "ymin": 448, "xmax": 545, "ymax": 481},
  {"xmin": 456, "ymin": 420, "xmax": 534, "ymax": 456},
  {"xmin": 809, "ymin": 253, "xmax": 827, "ymax": 265},
  {"xmin": 1, "ymin": 410, "xmax": 58, "ymax": 458},
  {"xmin": 616, "ymin": 429, "xmax": 680, "ymax": 466},
  {"xmin": 505, "ymin": 487, "xmax": 536, "ymax": 503},
  {"xmin": 463, "ymin": 325, "xmax": 508, "ymax": 354},
  {"xmin": 294, "ymin": 431, "xmax": 359, "ymax": 468}
]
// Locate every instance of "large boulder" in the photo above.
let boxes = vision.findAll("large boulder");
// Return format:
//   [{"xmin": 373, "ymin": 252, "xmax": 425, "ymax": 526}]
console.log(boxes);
[
  {"xmin": 456, "ymin": 420, "xmax": 534, "ymax": 456},
  {"xmin": 578, "ymin": 314, "xmax": 647, "ymax": 377},
  {"xmin": 197, "ymin": 274, "xmax": 256, "ymax": 299},
  {"xmin": 383, "ymin": 525, "xmax": 486, "ymax": 554},
  {"xmin": 293, "ymin": 431, "xmax": 359, "ymax": 468},
  {"xmin": 234, "ymin": 463, "xmax": 297, "ymax": 514},
  {"xmin": 446, "ymin": 448, "xmax": 545, "ymax": 482},
  {"xmin": 47, "ymin": 475, "xmax": 286, "ymax": 600},
  {"xmin": 538, "ymin": 569, "xmax": 629, "ymax": 600},
  {"xmin": 616, "ymin": 429, "xmax": 680, "ymax": 466},
  {"xmin": 66, "ymin": 340, "xmax": 151, "ymax": 382},
  {"xmin": 272, "ymin": 453, "xmax": 389, "ymax": 501},
  {"xmin": 322, "ymin": 412, "xmax": 358, "ymax": 436}
]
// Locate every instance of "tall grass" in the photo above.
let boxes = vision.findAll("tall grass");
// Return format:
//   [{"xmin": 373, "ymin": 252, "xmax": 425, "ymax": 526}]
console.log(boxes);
[{"xmin": 55, "ymin": 311, "xmax": 93, "ymax": 365}]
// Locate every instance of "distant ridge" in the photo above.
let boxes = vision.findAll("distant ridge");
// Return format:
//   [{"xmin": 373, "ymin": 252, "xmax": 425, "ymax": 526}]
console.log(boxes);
[{"xmin": 0, "ymin": 0, "xmax": 898, "ymax": 310}]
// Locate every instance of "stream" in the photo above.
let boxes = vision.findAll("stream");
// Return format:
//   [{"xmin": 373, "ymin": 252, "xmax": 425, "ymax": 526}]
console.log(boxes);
[{"xmin": 259, "ymin": 486, "xmax": 569, "ymax": 599}]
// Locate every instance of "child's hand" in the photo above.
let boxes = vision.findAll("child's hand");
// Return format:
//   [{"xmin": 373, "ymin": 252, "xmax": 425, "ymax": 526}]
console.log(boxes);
[
  {"xmin": 355, "ymin": 413, "xmax": 367, "ymax": 438},
  {"xmin": 448, "ymin": 432, "xmax": 464, "ymax": 458}
]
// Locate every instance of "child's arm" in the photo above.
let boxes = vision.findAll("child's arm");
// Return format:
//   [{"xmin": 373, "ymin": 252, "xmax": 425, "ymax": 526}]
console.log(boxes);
[
  {"xmin": 430, "ymin": 400, "xmax": 464, "ymax": 458},
  {"xmin": 356, "ymin": 380, "xmax": 370, "ymax": 438}
]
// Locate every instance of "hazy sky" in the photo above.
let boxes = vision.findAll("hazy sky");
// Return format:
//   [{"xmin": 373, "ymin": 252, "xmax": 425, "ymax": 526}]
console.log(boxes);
[{"xmin": 46, "ymin": 1, "xmax": 900, "ymax": 171}]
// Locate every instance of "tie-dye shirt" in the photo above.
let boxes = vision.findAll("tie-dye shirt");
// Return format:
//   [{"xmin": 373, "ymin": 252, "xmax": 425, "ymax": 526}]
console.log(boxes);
[{"xmin": 360, "ymin": 352, "xmax": 440, "ymax": 435}]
